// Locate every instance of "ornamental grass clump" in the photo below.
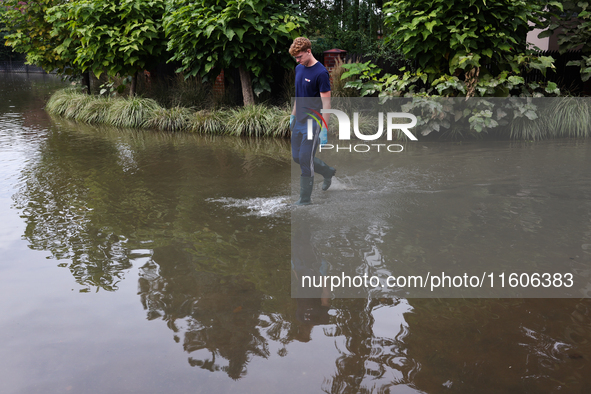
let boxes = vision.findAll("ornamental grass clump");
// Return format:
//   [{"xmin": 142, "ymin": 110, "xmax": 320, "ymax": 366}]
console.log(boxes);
[
  {"xmin": 106, "ymin": 97, "xmax": 161, "ymax": 128},
  {"xmin": 45, "ymin": 88, "xmax": 91, "ymax": 118},
  {"xmin": 74, "ymin": 96, "xmax": 112, "ymax": 124},
  {"xmin": 548, "ymin": 98, "xmax": 591, "ymax": 138},
  {"xmin": 510, "ymin": 116, "xmax": 544, "ymax": 140},
  {"xmin": 266, "ymin": 106, "xmax": 291, "ymax": 138},
  {"xmin": 62, "ymin": 94, "xmax": 94, "ymax": 120},
  {"xmin": 191, "ymin": 110, "xmax": 226, "ymax": 134},
  {"xmin": 143, "ymin": 106, "xmax": 194, "ymax": 131},
  {"xmin": 45, "ymin": 88, "xmax": 74, "ymax": 116},
  {"xmin": 225, "ymin": 104, "xmax": 277, "ymax": 137},
  {"xmin": 510, "ymin": 99, "xmax": 591, "ymax": 140}
]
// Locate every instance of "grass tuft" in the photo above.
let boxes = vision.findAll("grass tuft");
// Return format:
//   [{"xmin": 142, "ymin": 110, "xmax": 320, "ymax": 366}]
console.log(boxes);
[
  {"xmin": 548, "ymin": 98, "xmax": 591, "ymax": 138},
  {"xmin": 191, "ymin": 110, "xmax": 226, "ymax": 134},
  {"xmin": 74, "ymin": 96, "xmax": 113, "ymax": 124},
  {"xmin": 45, "ymin": 88, "xmax": 91, "ymax": 118},
  {"xmin": 510, "ymin": 116, "xmax": 543, "ymax": 140},
  {"xmin": 266, "ymin": 106, "xmax": 292, "ymax": 138},
  {"xmin": 106, "ymin": 97, "xmax": 162, "ymax": 128},
  {"xmin": 143, "ymin": 106, "xmax": 194, "ymax": 131},
  {"xmin": 511, "ymin": 99, "xmax": 591, "ymax": 140},
  {"xmin": 225, "ymin": 104, "xmax": 277, "ymax": 137}
]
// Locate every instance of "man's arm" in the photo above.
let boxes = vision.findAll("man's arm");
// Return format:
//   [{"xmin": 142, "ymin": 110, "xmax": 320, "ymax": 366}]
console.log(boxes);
[{"xmin": 320, "ymin": 91, "xmax": 331, "ymax": 128}]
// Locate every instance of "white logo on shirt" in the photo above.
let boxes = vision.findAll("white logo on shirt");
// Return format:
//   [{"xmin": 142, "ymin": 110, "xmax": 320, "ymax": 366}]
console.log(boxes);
[{"xmin": 305, "ymin": 78, "xmax": 310, "ymax": 82}]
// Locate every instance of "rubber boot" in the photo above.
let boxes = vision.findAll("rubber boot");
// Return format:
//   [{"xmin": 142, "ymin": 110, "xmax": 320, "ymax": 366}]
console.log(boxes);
[
  {"xmin": 313, "ymin": 157, "xmax": 336, "ymax": 191},
  {"xmin": 295, "ymin": 176, "xmax": 314, "ymax": 206}
]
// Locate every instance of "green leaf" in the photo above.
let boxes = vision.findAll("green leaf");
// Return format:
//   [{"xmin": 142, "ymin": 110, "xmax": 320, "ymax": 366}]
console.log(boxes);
[
  {"xmin": 234, "ymin": 27, "xmax": 246, "ymax": 41},
  {"xmin": 508, "ymin": 76, "xmax": 524, "ymax": 85},
  {"xmin": 537, "ymin": 30, "xmax": 553, "ymax": 39},
  {"xmin": 545, "ymin": 81, "xmax": 559, "ymax": 94},
  {"xmin": 425, "ymin": 20, "xmax": 437, "ymax": 33},
  {"xmin": 567, "ymin": 60, "xmax": 582, "ymax": 67},
  {"xmin": 205, "ymin": 25, "xmax": 216, "ymax": 38}
]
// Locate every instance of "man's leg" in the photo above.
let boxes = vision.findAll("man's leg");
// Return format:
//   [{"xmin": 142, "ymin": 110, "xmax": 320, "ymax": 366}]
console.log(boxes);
[
  {"xmin": 291, "ymin": 126, "xmax": 302, "ymax": 166},
  {"xmin": 313, "ymin": 157, "xmax": 336, "ymax": 191},
  {"xmin": 296, "ymin": 121, "xmax": 319, "ymax": 178},
  {"xmin": 292, "ymin": 121, "xmax": 318, "ymax": 205},
  {"xmin": 293, "ymin": 122, "xmax": 335, "ymax": 191}
]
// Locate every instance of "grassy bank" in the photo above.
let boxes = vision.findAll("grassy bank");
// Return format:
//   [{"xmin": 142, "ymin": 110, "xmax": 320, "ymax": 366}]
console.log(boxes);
[
  {"xmin": 46, "ymin": 88, "xmax": 591, "ymax": 140},
  {"xmin": 46, "ymin": 88, "xmax": 291, "ymax": 137}
]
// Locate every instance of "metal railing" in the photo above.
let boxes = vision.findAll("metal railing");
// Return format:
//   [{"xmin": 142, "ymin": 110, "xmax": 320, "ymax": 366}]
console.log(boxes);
[{"xmin": 0, "ymin": 60, "xmax": 53, "ymax": 74}]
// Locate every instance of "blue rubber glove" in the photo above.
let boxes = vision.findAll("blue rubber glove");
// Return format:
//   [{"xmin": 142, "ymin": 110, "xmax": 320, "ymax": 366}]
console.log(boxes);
[
  {"xmin": 290, "ymin": 115, "xmax": 296, "ymax": 130},
  {"xmin": 320, "ymin": 126, "xmax": 328, "ymax": 146}
]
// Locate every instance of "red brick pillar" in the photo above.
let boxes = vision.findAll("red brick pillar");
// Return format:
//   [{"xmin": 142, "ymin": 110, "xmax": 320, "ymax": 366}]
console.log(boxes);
[
  {"xmin": 323, "ymin": 49, "xmax": 347, "ymax": 84},
  {"xmin": 213, "ymin": 70, "xmax": 225, "ymax": 95},
  {"xmin": 323, "ymin": 49, "xmax": 347, "ymax": 73}
]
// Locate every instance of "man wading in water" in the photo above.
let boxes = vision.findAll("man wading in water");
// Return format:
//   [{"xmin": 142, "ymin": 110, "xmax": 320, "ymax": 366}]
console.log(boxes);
[{"xmin": 289, "ymin": 37, "xmax": 336, "ymax": 206}]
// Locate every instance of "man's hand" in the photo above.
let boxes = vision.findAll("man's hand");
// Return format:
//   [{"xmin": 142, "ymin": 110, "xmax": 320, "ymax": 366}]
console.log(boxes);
[{"xmin": 320, "ymin": 126, "xmax": 328, "ymax": 146}]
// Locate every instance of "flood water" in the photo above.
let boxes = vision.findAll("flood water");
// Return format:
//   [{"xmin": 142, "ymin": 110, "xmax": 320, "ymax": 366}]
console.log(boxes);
[{"xmin": 1, "ymin": 74, "xmax": 591, "ymax": 394}]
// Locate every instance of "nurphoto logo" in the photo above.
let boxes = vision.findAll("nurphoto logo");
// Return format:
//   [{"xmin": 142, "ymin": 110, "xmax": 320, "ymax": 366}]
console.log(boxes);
[{"xmin": 306, "ymin": 109, "xmax": 418, "ymax": 153}]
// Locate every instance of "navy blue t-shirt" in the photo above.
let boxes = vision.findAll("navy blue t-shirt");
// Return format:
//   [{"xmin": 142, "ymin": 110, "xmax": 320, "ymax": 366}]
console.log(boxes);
[{"xmin": 294, "ymin": 62, "xmax": 331, "ymax": 122}]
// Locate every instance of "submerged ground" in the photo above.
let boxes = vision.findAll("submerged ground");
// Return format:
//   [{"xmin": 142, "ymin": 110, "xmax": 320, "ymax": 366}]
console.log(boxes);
[{"xmin": 1, "ymin": 73, "xmax": 590, "ymax": 394}]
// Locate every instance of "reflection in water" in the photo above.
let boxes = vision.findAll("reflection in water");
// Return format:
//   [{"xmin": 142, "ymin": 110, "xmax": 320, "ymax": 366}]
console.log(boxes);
[
  {"xmin": 138, "ymin": 247, "xmax": 274, "ymax": 380},
  {"xmin": 291, "ymin": 221, "xmax": 420, "ymax": 392},
  {"xmin": 401, "ymin": 298, "xmax": 591, "ymax": 393},
  {"xmin": 13, "ymin": 120, "xmax": 292, "ymax": 292},
  {"xmin": 322, "ymin": 298, "xmax": 419, "ymax": 394},
  {"xmin": 4, "ymin": 75, "xmax": 591, "ymax": 393}
]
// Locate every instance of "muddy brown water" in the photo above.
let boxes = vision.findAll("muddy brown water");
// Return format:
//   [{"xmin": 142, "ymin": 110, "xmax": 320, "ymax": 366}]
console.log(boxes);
[{"xmin": 1, "ymin": 74, "xmax": 590, "ymax": 394}]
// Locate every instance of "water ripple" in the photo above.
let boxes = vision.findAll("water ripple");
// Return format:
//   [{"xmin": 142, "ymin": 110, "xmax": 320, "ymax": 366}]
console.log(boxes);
[{"xmin": 207, "ymin": 196, "xmax": 292, "ymax": 217}]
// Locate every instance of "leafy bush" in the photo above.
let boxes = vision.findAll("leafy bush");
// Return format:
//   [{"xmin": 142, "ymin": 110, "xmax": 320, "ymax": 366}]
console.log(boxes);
[
  {"xmin": 330, "ymin": 58, "xmax": 361, "ymax": 98},
  {"xmin": 2, "ymin": 0, "xmax": 81, "ymax": 76},
  {"xmin": 341, "ymin": 55, "xmax": 560, "ymax": 98},
  {"xmin": 49, "ymin": 0, "xmax": 169, "ymax": 96},
  {"xmin": 311, "ymin": 30, "xmax": 406, "ymax": 65},
  {"xmin": 383, "ymin": 0, "xmax": 546, "ymax": 78}
]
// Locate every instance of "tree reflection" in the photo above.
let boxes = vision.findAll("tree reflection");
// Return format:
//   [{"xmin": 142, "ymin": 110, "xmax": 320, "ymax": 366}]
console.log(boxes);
[
  {"xmin": 14, "ymin": 121, "xmax": 291, "ymax": 292},
  {"xmin": 15, "ymin": 129, "xmax": 135, "ymax": 291},
  {"xmin": 137, "ymin": 245, "xmax": 299, "ymax": 380}
]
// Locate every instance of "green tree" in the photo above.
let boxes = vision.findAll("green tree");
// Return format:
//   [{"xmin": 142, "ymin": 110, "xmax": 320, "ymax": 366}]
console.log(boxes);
[
  {"xmin": 542, "ymin": 1, "xmax": 591, "ymax": 82},
  {"xmin": 0, "ymin": 0, "xmax": 82, "ymax": 78},
  {"xmin": 543, "ymin": 1, "xmax": 590, "ymax": 53},
  {"xmin": 51, "ymin": 0, "xmax": 168, "ymax": 96},
  {"xmin": 0, "ymin": 24, "xmax": 16, "ymax": 61},
  {"xmin": 383, "ymin": 0, "xmax": 553, "ymax": 78},
  {"xmin": 164, "ymin": 0, "xmax": 307, "ymax": 105},
  {"xmin": 0, "ymin": 7, "xmax": 16, "ymax": 61}
]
